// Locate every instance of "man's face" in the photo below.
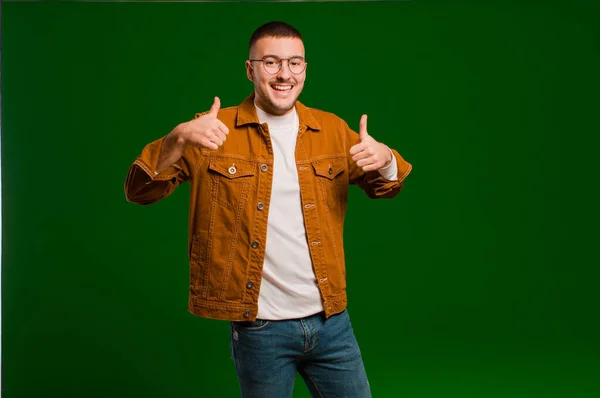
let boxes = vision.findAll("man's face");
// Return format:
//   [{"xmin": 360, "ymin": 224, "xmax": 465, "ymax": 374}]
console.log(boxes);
[{"xmin": 245, "ymin": 36, "xmax": 306, "ymax": 116}]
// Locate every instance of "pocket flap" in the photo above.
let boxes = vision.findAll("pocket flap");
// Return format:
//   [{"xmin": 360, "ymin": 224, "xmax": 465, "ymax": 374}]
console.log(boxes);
[
  {"xmin": 311, "ymin": 158, "xmax": 346, "ymax": 180},
  {"xmin": 208, "ymin": 158, "xmax": 255, "ymax": 179}
]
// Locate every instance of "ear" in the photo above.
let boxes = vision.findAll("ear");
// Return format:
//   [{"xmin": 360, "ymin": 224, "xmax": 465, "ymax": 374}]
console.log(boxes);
[{"xmin": 245, "ymin": 60, "xmax": 254, "ymax": 82}]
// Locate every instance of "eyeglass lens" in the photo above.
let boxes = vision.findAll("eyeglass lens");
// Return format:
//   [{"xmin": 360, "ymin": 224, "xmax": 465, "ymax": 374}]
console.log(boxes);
[{"xmin": 263, "ymin": 56, "xmax": 306, "ymax": 74}]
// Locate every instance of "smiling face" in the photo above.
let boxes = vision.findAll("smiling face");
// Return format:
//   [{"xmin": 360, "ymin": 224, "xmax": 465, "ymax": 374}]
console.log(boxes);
[{"xmin": 245, "ymin": 36, "xmax": 307, "ymax": 116}]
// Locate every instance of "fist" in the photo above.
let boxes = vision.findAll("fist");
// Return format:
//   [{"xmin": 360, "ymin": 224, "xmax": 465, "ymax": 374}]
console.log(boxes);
[
  {"xmin": 349, "ymin": 114, "xmax": 393, "ymax": 172},
  {"xmin": 176, "ymin": 96, "xmax": 230, "ymax": 150}
]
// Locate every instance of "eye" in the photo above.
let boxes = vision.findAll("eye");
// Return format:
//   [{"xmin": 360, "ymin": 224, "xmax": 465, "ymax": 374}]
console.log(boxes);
[{"xmin": 263, "ymin": 56, "xmax": 279, "ymax": 65}]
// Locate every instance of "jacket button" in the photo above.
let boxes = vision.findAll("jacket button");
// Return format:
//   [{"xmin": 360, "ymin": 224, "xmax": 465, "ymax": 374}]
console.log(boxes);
[
  {"xmin": 260, "ymin": 164, "xmax": 268, "ymax": 172},
  {"xmin": 328, "ymin": 167, "xmax": 333, "ymax": 175},
  {"xmin": 251, "ymin": 241, "xmax": 259, "ymax": 249},
  {"xmin": 257, "ymin": 202, "xmax": 264, "ymax": 211},
  {"xmin": 228, "ymin": 166, "xmax": 237, "ymax": 175},
  {"xmin": 246, "ymin": 281, "xmax": 254, "ymax": 289},
  {"xmin": 243, "ymin": 310, "xmax": 251, "ymax": 319}
]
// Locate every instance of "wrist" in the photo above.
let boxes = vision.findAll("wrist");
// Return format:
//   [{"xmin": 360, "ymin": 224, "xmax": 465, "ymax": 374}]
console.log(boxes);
[
  {"xmin": 381, "ymin": 146, "xmax": 394, "ymax": 169},
  {"xmin": 168, "ymin": 125, "xmax": 188, "ymax": 148}
]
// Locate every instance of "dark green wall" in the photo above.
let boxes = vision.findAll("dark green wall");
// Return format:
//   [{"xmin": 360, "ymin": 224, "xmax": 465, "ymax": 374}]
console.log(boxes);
[{"xmin": 3, "ymin": 1, "xmax": 599, "ymax": 397}]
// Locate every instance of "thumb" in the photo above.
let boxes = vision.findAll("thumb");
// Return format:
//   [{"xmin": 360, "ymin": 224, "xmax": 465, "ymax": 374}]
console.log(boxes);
[
  {"xmin": 209, "ymin": 96, "xmax": 221, "ymax": 116},
  {"xmin": 359, "ymin": 114, "xmax": 369, "ymax": 141}
]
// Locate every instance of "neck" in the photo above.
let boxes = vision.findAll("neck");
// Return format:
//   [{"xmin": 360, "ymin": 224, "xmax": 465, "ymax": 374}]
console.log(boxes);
[
  {"xmin": 255, "ymin": 103, "xmax": 298, "ymax": 128},
  {"xmin": 254, "ymin": 98, "xmax": 295, "ymax": 117}
]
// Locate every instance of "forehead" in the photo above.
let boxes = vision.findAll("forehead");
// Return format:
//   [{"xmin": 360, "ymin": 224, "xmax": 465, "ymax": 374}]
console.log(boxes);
[{"xmin": 252, "ymin": 36, "xmax": 305, "ymax": 58}]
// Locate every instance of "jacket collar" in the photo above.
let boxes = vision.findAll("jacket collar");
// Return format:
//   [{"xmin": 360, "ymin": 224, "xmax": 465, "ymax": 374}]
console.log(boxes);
[{"xmin": 235, "ymin": 92, "xmax": 321, "ymax": 132}]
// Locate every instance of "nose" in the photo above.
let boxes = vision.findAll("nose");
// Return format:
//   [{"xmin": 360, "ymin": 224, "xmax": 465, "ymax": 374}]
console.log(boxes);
[{"xmin": 277, "ymin": 60, "xmax": 292, "ymax": 79}]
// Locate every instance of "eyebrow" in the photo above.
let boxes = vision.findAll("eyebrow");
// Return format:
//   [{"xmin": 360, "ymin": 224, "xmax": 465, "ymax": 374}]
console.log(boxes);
[{"xmin": 262, "ymin": 54, "xmax": 305, "ymax": 58}]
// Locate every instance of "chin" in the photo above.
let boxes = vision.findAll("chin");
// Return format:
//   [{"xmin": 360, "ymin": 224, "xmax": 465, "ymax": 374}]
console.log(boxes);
[
  {"xmin": 272, "ymin": 98, "xmax": 298, "ymax": 113},
  {"xmin": 256, "ymin": 89, "xmax": 299, "ymax": 115},
  {"xmin": 275, "ymin": 104, "xmax": 295, "ymax": 114}
]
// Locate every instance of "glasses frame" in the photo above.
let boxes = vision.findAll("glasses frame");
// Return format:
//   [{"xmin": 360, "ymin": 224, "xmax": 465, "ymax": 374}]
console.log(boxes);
[{"xmin": 248, "ymin": 55, "xmax": 307, "ymax": 75}]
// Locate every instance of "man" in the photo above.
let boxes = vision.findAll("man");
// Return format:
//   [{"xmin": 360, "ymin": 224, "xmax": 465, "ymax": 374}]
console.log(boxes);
[{"xmin": 125, "ymin": 21, "xmax": 411, "ymax": 398}]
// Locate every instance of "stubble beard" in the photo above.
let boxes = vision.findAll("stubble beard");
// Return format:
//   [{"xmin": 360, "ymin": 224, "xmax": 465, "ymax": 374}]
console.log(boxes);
[{"xmin": 257, "ymin": 87, "xmax": 298, "ymax": 116}]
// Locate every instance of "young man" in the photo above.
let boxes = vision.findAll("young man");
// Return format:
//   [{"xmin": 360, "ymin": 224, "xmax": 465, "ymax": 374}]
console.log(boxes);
[{"xmin": 125, "ymin": 21, "xmax": 412, "ymax": 398}]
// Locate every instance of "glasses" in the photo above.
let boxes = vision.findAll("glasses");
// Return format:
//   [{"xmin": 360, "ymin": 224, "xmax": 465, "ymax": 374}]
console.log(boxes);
[{"xmin": 249, "ymin": 55, "xmax": 307, "ymax": 75}]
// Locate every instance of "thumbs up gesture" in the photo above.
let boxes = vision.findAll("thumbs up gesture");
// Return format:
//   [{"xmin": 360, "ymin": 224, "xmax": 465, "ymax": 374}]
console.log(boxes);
[
  {"xmin": 349, "ymin": 114, "xmax": 393, "ymax": 172},
  {"xmin": 175, "ymin": 96, "xmax": 230, "ymax": 150},
  {"xmin": 155, "ymin": 97, "xmax": 230, "ymax": 174}
]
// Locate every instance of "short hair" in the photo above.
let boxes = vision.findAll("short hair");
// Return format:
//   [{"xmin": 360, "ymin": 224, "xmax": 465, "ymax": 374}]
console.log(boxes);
[{"xmin": 249, "ymin": 21, "xmax": 303, "ymax": 54}]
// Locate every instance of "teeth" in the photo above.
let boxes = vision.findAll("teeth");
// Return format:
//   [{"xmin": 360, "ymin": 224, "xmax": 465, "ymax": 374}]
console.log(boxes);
[{"xmin": 273, "ymin": 85, "xmax": 292, "ymax": 91}]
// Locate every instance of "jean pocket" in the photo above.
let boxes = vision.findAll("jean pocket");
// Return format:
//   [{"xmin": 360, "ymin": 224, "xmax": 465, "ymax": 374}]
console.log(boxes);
[{"xmin": 232, "ymin": 319, "xmax": 271, "ymax": 331}]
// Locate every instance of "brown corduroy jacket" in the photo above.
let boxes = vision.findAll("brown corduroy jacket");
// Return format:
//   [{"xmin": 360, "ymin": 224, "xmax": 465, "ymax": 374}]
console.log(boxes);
[{"xmin": 124, "ymin": 93, "xmax": 412, "ymax": 321}]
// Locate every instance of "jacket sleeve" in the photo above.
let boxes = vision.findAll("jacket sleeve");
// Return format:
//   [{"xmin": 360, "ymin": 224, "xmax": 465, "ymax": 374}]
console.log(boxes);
[
  {"xmin": 124, "ymin": 136, "xmax": 203, "ymax": 206},
  {"xmin": 342, "ymin": 119, "xmax": 412, "ymax": 199}
]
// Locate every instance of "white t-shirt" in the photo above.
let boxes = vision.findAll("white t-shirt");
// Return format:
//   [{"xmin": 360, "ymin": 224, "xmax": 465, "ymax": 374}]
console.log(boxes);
[
  {"xmin": 254, "ymin": 105, "xmax": 398, "ymax": 320},
  {"xmin": 255, "ymin": 105, "xmax": 323, "ymax": 320}
]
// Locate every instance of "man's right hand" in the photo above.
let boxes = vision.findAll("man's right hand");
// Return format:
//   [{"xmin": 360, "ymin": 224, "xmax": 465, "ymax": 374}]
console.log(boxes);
[
  {"xmin": 173, "ymin": 96, "xmax": 230, "ymax": 150},
  {"xmin": 155, "ymin": 96, "xmax": 229, "ymax": 174}
]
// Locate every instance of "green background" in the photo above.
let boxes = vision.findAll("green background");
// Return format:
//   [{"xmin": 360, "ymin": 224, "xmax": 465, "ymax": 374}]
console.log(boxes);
[{"xmin": 3, "ymin": 0, "xmax": 599, "ymax": 397}]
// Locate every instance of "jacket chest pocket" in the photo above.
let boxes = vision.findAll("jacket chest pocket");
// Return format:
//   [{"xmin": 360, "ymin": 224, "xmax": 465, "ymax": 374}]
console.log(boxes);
[
  {"xmin": 208, "ymin": 158, "xmax": 256, "ymax": 209},
  {"xmin": 311, "ymin": 157, "xmax": 347, "ymax": 208}
]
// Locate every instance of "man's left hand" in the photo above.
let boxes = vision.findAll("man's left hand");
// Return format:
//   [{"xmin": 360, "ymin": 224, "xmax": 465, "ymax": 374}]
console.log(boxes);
[{"xmin": 349, "ymin": 114, "xmax": 393, "ymax": 172}]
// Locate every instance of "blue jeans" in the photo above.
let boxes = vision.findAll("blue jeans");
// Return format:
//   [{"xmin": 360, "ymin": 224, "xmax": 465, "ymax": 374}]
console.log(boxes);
[{"xmin": 229, "ymin": 309, "xmax": 372, "ymax": 398}]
